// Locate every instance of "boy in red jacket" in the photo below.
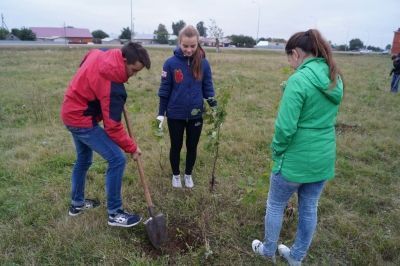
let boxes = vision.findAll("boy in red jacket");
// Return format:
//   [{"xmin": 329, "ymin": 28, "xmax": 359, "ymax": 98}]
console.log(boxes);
[{"xmin": 61, "ymin": 42, "xmax": 150, "ymax": 227}]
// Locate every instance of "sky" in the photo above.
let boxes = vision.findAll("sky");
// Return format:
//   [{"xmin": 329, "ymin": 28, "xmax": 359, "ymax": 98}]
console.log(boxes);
[{"xmin": 1, "ymin": 0, "xmax": 398, "ymax": 48}]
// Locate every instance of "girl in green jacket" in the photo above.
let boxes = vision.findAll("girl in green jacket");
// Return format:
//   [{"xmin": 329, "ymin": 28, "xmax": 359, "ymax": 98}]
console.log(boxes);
[{"xmin": 252, "ymin": 29, "xmax": 344, "ymax": 265}]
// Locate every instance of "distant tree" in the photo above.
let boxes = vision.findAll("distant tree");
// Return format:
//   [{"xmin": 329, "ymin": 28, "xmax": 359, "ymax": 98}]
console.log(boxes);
[
  {"xmin": 208, "ymin": 19, "xmax": 223, "ymax": 52},
  {"xmin": 386, "ymin": 44, "xmax": 392, "ymax": 50},
  {"xmin": 92, "ymin": 30, "xmax": 109, "ymax": 44},
  {"xmin": 11, "ymin": 28, "xmax": 20, "ymax": 37},
  {"xmin": 349, "ymin": 38, "xmax": 364, "ymax": 51},
  {"xmin": 366, "ymin": 45, "xmax": 383, "ymax": 52},
  {"xmin": 229, "ymin": 35, "xmax": 256, "ymax": 48},
  {"xmin": 92, "ymin": 30, "xmax": 109, "ymax": 39},
  {"xmin": 196, "ymin": 21, "xmax": 207, "ymax": 37},
  {"xmin": 154, "ymin": 24, "xmax": 169, "ymax": 44},
  {"xmin": 19, "ymin": 28, "xmax": 36, "ymax": 40},
  {"xmin": 336, "ymin": 44, "xmax": 348, "ymax": 51},
  {"xmin": 172, "ymin": 20, "xmax": 186, "ymax": 36},
  {"xmin": 119, "ymin": 27, "xmax": 131, "ymax": 40},
  {"xmin": 11, "ymin": 27, "xmax": 36, "ymax": 41},
  {"xmin": 258, "ymin": 37, "xmax": 266, "ymax": 41},
  {"xmin": 0, "ymin": 28, "xmax": 9, "ymax": 40}
]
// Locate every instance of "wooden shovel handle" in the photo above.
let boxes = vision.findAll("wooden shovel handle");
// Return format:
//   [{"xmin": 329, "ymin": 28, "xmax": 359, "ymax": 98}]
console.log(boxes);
[{"xmin": 123, "ymin": 106, "xmax": 154, "ymax": 209}]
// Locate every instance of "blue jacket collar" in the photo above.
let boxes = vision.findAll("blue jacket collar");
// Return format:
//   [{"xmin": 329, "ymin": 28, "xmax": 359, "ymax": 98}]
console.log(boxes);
[{"xmin": 174, "ymin": 47, "xmax": 186, "ymax": 60}]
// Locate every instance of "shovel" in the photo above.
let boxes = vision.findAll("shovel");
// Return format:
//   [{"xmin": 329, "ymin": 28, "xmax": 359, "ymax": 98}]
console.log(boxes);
[{"xmin": 123, "ymin": 107, "xmax": 167, "ymax": 249}]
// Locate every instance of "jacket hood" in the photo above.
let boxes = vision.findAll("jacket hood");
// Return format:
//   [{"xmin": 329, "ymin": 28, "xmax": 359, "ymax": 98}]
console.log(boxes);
[
  {"xmin": 297, "ymin": 57, "xmax": 343, "ymax": 105},
  {"xmin": 97, "ymin": 49, "xmax": 128, "ymax": 83},
  {"xmin": 174, "ymin": 47, "xmax": 186, "ymax": 60}
]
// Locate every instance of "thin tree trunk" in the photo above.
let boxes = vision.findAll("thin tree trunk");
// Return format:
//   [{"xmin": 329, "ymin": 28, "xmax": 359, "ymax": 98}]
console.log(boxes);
[
  {"xmin": 158, "ymin": 143, "xmax": 166, "ymax": 178},
  {"xmin": 210, "ymin": 125, "xmax": 221, "ymax": 191}
]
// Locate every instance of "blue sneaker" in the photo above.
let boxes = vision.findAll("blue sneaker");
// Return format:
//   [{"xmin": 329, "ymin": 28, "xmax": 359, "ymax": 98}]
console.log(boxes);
[
  {"xmin": 108, "ymin": 209, "xmax": 142, "ymax": 228},
  {"xmin": 68, "ymin": 199, "xmax": 100, "ymax": 216}
]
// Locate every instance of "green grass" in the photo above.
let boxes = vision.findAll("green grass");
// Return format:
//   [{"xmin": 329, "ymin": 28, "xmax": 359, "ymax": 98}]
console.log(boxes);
[{"xmin": 0, "ymin": 46, "xmax": 399, "ymax": 265}]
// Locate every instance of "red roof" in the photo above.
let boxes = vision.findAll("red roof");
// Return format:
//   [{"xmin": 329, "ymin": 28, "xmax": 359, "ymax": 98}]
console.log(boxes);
[{"xmin": 30, "ymin": 27, "xmax": 92, "ymax": 38}]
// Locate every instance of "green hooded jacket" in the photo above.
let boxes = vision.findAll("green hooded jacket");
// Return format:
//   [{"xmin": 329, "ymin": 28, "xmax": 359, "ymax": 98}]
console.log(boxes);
[{"xmin": 271, "ymin": 57, "xmax": 343, "ymax": 183}]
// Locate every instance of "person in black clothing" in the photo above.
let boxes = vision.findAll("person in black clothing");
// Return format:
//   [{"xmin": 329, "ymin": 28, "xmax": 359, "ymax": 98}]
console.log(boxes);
[{"xmin": 390, "ymin": 53, "xmax": 400, "ymax": 93}]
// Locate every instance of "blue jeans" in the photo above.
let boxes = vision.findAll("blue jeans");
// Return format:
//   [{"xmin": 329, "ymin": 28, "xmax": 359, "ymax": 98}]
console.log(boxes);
[
  {"xmin": 391, "ymin": 74, "xmax": 400, "ymax": 93},
  {"xmin": 67, "ymin": 125, "xmax": 126, "ymax": 214},
  {"xmin": 262, "ymin": 172, "xmax": 326, "ymax": 261}
]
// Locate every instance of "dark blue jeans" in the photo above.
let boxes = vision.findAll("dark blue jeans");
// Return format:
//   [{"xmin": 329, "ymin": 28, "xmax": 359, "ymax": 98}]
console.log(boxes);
[
  {"xmin": 391, "ymin": 73, "xmax": 400, "ymax": 93},
  {"xmin": 67, "ymin": 125, "xmax": 126, "ymax": 214}
]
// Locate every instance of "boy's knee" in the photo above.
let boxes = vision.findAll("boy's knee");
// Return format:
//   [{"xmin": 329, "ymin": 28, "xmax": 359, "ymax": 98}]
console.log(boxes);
[
  {"xmin": 108, "ymin": 153, "xmax": 126, "ymax": 168},
  {"xmin": 75, "ymin": 159, "xmax": 92, "ymax": 169}
]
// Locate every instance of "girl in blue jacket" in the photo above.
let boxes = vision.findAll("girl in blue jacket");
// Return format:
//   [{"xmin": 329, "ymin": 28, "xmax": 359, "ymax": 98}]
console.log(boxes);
[{"xmin": 157, "ymin": 25, "xmax": 217, "ymax": 188}]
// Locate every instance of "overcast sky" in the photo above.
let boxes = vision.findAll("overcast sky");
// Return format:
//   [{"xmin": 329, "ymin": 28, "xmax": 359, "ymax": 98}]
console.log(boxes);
[{"xmin": 1, "ymin": 0, "xmax": 398, "ymax": 48}]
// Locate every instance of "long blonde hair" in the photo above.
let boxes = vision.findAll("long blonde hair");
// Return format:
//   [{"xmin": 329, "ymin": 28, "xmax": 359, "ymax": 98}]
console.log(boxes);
[{"xmin": 179, "ymin": 25, "xmax": 205, "ymax": 80}]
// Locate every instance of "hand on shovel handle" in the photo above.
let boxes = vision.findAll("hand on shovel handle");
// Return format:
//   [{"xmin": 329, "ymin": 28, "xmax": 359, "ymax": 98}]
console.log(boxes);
[{"xmin": 132, "ymin": 147, "xmax": 142, "ymax": 161}]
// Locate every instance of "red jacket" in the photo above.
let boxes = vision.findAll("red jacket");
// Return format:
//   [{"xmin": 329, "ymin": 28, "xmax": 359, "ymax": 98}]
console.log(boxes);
[{"xmin": 61, "ymin": 49, "xmax": 137, "ymax": 153}]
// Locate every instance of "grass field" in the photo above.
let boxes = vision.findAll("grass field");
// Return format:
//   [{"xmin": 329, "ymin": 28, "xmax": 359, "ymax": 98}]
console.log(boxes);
[{"xmin": 0, "ymin": 46, "xmax": 399, "ymax": 265}]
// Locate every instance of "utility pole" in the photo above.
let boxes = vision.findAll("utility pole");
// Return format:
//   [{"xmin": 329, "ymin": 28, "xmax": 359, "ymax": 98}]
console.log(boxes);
[
  {"xmin": 130, "ymin": 0, "xmax": 134, "ymax": 41},
  {"xmin": 252, "ymin": 1, "xmax": 260, "ymax": 42},
  {"xmin": 64, "ymin": 22, "xmax": 67, "ymax": 46},
  {"xmin": 256, "ymin": 6, "xmax": 260, "ymax": 42}
]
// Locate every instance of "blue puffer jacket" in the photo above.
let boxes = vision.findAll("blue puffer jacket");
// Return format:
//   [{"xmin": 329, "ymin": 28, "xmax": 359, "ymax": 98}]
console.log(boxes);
[{"xmin": 158, "ymin": 48, "xmax": 215, "ymax": 120}]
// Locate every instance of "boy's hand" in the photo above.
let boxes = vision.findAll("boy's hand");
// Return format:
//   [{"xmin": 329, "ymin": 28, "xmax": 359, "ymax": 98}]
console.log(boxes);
[
  {"xmin": 156, "ymin": 115, "xmax": 164, "ymax": 129},
  {"xmin": 132, "ymin": 147, "xmax": 142, "ymax": 161}
]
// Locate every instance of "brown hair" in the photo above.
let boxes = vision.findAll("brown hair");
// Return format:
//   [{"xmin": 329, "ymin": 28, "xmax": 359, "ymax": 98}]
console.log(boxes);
[
  {"xmin": 121, "ymin": 42, "xmax": 151, "ymax": 69},
  {"xmin": 179, "ymin": 25, "xmax": 205, "ymax": 80},
  {"xmin": 285, "ymin": 29, "xmax": 342, "ymax": 88}
]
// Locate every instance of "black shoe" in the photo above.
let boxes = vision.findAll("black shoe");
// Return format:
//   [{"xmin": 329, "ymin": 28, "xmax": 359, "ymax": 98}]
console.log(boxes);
[
  {"xmin": 108, "ymin": 209, "xmax": 142, "ymax": 227},
  {"xmin": 68, "ymin": 199, "xmax": 100, "ymax": 216}
]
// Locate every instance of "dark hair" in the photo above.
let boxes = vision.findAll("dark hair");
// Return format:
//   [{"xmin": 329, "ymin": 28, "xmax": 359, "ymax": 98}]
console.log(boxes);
[
  {"xmin": 121, "ymin": 42, "xmax": 151, "ymax": 69},
  {"xmin": 179, "ymin": 25, "xmax": 205, "ymax": 80},
  {"xmin": 285, "ymin": 29, "xmax": 342, "ymax": 88}
]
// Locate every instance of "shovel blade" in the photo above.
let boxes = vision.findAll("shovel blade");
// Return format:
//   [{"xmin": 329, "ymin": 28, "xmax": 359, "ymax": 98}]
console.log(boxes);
[{"xmin": 144, "ymin": 213, "xmax": 167, "ymax": 249}]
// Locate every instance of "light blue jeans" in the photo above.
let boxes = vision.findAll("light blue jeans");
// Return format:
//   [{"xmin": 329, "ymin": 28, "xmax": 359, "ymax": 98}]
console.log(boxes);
[
  {"xmin": 67, "ymin": 125, "xmax": 126, "ymax": 214},
  {"xmin": 262, "ymin": 172, "xmax": 326, "ymax": 261}
]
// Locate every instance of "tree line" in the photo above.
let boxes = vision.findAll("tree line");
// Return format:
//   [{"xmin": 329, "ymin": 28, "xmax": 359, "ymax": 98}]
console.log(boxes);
[
  {"xmin": 0, "ymin": 23, "xmax": 391, "ymax": 51},
  {"xmin": 332, "ymin": 38, "xmax": 391, "ymax": 52},
  {"xmin": 0, "ymin": 27, "xmax": 36, "ymax": 40}
]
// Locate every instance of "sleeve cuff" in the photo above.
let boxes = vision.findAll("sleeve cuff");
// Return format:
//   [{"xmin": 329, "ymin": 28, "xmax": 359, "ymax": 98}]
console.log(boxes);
[{"xmin": 158, "ymin": 96, "xmax": 168, "ymax": 116}]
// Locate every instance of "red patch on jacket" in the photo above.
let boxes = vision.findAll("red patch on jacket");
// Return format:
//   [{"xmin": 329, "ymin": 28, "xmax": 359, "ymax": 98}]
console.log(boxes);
[{"xmin": 174, "ymin": 69, "xmax": 184, "ymax": 83}]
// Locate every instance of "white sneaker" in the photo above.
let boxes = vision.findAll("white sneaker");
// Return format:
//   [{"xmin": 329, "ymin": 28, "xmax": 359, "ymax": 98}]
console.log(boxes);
[
  {"xmin": 172, "ymin": 175, "xmax": 182, "ymax": 188},
  {"xmin": 252, "ymin": 239, "xmax": 276, "ymax": 263},
  {"xmin": 278, "ymin": 244, "xmax": 301, "ymax": 266},
  {"xmin": 184, "ymin": 174, "xmax": 194, "ymax": 188}
]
